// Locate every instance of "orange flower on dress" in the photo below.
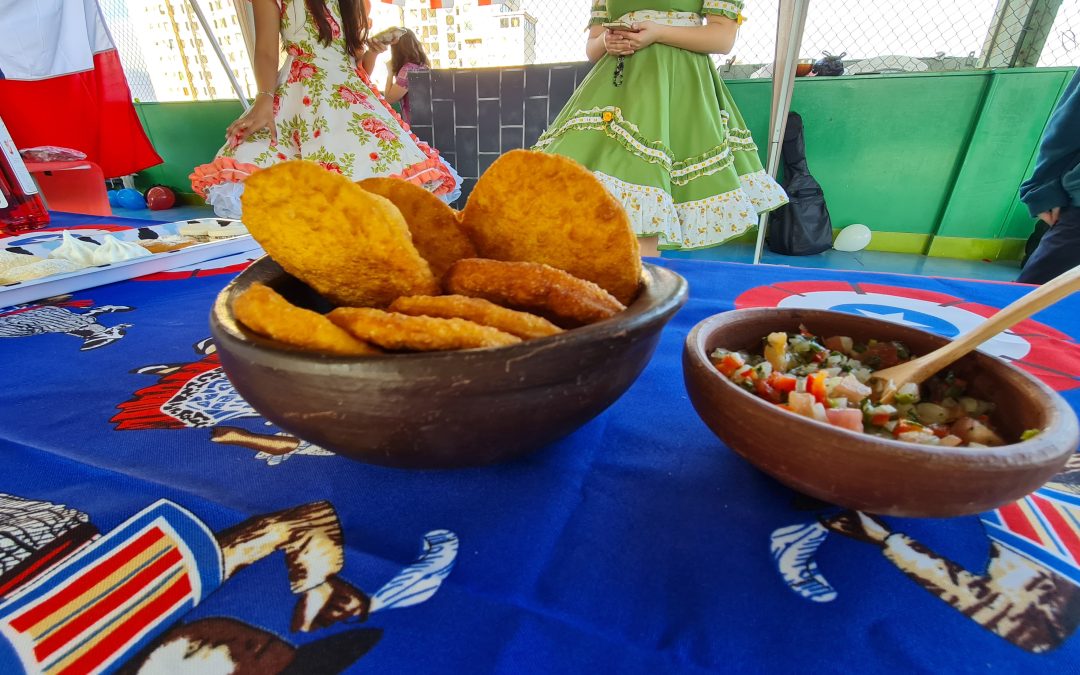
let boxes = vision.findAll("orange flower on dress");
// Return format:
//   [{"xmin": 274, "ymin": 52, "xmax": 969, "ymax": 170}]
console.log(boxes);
[{"xmin": 602, "ymin": 111, "xmax": 614, "ymax": 123}]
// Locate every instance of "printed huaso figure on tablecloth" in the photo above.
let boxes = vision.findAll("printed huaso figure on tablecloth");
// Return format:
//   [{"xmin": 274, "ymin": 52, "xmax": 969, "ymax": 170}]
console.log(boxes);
[
  {"xmin": 770, "ymin": 455, "xmax": 1080, "ymax": 654},
  {"xmin": 535, "ymin": 0, "xmax": 787, "ymax": 255},
  {"xmin": 0, "ymin": 296, "xmax": 133, "ymax": 351},
  {"xmin": 0, "ymin": 494, "xmax": 459, "ymax": 674},
  {"xmin": 190, "ymin": 0, "xmax": 460, "ymax": 219},
  {"xmin": 111, "ymin": 338, "xmax": 334, "ymax": 465}
]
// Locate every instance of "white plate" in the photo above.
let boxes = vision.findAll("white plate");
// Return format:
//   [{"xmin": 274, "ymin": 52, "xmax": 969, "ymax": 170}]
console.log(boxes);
[{"xmin": 0, "ymin": 219, "xmax": 262, "ymax": 308}]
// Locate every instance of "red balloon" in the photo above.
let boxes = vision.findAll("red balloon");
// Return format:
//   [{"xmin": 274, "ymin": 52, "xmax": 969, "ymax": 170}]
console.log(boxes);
[{"xmin": 146, "ymin": 186, "xmax": 176, "ymax": 211}]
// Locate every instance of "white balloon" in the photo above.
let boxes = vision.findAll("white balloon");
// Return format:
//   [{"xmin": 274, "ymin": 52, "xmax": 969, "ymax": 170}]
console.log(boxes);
[{"xmin": 834, "ymin": 223, "xmax": 872, "ymax": 252}]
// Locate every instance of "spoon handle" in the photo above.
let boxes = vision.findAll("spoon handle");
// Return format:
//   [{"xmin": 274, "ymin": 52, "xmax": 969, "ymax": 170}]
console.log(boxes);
[{"xmin": 915, "ymin": 264, "xmax": 1080, "ymax": 377}]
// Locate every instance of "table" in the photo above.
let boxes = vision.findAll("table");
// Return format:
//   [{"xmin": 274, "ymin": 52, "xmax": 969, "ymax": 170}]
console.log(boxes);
[{"xmin": 1, "ymin": 212, "xmax": 1078, "ymax": 673}]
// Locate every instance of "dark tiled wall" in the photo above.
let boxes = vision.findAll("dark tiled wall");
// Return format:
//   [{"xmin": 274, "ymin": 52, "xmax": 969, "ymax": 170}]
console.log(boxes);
[{"xmin": 406, "ymin": 62, "xmax": 595, "ymax": 206}]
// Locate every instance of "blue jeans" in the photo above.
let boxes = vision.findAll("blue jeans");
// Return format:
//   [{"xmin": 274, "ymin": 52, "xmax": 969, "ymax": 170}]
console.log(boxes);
[{"xmin": 1017, "ymin": 206, "xmax": 1080, "ymax": 284}]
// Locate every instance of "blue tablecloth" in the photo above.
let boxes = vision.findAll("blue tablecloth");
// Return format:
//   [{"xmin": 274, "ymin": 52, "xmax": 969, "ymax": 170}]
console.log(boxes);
[{"xmin": 0, "ymin": 212, "xmax": 1078, "ymax": 673}]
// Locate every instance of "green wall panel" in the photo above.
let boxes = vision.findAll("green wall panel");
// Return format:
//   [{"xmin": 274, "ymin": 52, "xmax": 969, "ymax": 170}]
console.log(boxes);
[
  {"xmin": 723, "ymin": 78, "xmax": 772, "ymax": 165},
  {"xmin": 935, "ymin": 68, "xmax": 1075, "ymax": 241},
  {"xmin": 134, "ymin": 100, "xmax": 243, "ymax": 196},
  {"xmin": 789, "ymin": 72, "xmax": 988, "ymax": 236}
]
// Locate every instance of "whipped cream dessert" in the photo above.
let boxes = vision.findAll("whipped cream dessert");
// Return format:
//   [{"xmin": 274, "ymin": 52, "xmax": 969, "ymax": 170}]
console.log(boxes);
[
  {"xmin": 92, "ymin": 235, "xmax": 151, "ymax": 265},
  {"xmin": 48, "ymin": 231, "xmax": 98, "ymax": 267}
]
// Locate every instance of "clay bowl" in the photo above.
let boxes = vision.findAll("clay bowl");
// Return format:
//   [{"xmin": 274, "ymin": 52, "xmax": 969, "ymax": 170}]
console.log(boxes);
[
  {"xmin": 210, "ymin": 257, "xmax": 688, "ymax": 469},
  {"xmin": 683, "ymin": 308, "xmax": 1079, "ymax": 517}
]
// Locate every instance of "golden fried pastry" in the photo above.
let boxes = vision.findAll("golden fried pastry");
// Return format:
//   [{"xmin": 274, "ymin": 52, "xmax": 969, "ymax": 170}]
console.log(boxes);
[
  {"xmin": 460, "ymin": 149, "xmax": 642, "ymax": 305},
  {"xmin": 358, "ymin": 177, "xmax": 477, "ymax": 280},
  {"xmin": 242, "ymin": 161, "xmax": 438, "ymax": 307},
  {"xmin": 328, "ymin": 307, "xmax": 521, "ymax": 351},
  {"xmin": 390, "ymin": 294, "xmax": 563, "ymax": 340},
  {"xmin": 443, "ymin": 258, "xmax": 625, "ymax": 327},
  {"xmin": 233, "ymin": 283, "xmax": 380, "ymax": 356},
  {"xmin": 139, "ymin": 238, "xmax": 198, "ymax": 253}
]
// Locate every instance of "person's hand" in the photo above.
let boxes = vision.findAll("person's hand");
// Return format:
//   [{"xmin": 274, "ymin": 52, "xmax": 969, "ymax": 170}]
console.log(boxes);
[
  {"xmin": 1038, "ymin": 207, "xmax": 1061, "ymax": 227},
  {"xmin": 618, "ymin": 21, "xmax": 662, "ymax": 51},
  {"xmin": 366, "ymin": 37, "xmax": 390, "ymax": 54},
  {"xmin": 604, "ymin": 29, "xmax": 635, "ymax": 56},
  {"xmin": 226, "ymin": 95, "xmax": 277, "ymax": 148}
]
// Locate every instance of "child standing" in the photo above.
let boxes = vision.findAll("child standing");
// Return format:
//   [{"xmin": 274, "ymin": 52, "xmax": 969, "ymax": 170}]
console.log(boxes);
[
  {"xmin": 536, "ymin": 1, "xmax": 786, "ymax": 256},
  {"xmin": 382, "ymin": 28, "xmax": 430, "ymax": 127},
  {"xmin": 191, "ymin": 0, "xmax": 459, "ymax": 217}
]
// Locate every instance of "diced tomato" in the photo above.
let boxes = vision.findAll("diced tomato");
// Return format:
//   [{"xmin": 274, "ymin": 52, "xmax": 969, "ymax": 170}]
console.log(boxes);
[
  {"xmin": 714, "ymin": 353, "xmax": 744, "ymax": 377},
  {"xmin": 766, "ymin": 372, "xmax": 797, "ymax": 393},
  {"xmin": 893, "ymin": 420, "xmax": 925, "ymax": 437},
  {"xmin": 826, "ymin": 408, "xmax": 864, "ymax": 432},
  {"xmin": 754, "ymin": 378, "xmax": 782, "ymax": 403},
  {"xmin": 811, "ymin": 350, "xmax": 828, "ymax": 363},
  {"xmin": 869, "ymin": 412, "xmax": 891, "ymax": 427},
  {"xmin": 823, "ymin": 336, "xmax": 853, "ymax": 353},
  {"xmin": 929, "ymin": 424, "xmax": 951, "ymax": 438},
  {"xmin": 858, "ymin": 342, "xmax": 900, "ymax": 369},
  {"xmin": 807, "ymin": 371, "xmax": 829, "ymax": 404}
]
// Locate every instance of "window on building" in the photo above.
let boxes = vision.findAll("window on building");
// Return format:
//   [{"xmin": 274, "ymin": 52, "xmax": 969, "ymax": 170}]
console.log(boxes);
[
  {"xmin": 511, "ymin": 17, "xmax": 520, "ymax": 27},
  {"xmin": 500, "ymin": 18, "xmax": 509, "ymax": 28}
]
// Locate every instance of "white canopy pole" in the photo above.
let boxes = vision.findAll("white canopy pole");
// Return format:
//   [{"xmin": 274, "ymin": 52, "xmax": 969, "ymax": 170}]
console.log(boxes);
[
  {"xmin": 186, "ymin": 0, "xmax": 252, "ymax": 111},
  {"xmin": 752, "ymin": 0, "xmax": 810, "ymax": 264}
]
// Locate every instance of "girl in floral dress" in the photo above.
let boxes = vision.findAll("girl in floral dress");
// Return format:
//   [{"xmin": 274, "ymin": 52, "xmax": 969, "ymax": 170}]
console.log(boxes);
[
  {"xmin": 191, "ymin": 0, "xmax": 460, "ymax": 217},
  {"xmin": 536, "ymin": 0, "xmax": 787, "ymax": 256},
  {"xmin": 382, "ymin": 29, "xmax": 430, "ymax": 127}
]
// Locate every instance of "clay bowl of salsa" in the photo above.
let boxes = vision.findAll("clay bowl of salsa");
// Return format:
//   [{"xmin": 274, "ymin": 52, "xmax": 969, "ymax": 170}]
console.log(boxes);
[{"xmin": 683, "ymin": 308, "xmax": 1078, "ymax": 517}]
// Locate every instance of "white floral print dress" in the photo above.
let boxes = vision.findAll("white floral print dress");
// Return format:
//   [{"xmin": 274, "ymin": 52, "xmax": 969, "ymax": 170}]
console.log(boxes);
[{"xmin": 191, "ymin": 0, "xmax": 460, "ymax": 216}]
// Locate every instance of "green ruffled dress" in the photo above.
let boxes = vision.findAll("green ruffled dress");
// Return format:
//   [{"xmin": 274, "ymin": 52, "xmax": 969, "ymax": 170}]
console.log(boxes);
[{"xmin": 535, "ymin": 0, "xmax": 787, "ymax": 250}]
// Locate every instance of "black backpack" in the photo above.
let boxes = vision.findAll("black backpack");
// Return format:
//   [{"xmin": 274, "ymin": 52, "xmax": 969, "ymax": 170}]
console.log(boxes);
[{"xmin": 766, "ymin": 112, "xmax": 834, "ymax": 256}]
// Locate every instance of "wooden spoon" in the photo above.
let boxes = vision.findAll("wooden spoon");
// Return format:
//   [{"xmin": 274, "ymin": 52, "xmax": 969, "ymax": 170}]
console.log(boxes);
[{"xmin": 872, "ymin": 264, "xmax": 1080, "ymax": 404}]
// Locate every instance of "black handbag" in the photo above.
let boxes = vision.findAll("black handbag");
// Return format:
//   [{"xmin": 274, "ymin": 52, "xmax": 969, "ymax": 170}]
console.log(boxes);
[{"xmin": 766, "ymin": 112, "xmax": 834, "ymax": 256}]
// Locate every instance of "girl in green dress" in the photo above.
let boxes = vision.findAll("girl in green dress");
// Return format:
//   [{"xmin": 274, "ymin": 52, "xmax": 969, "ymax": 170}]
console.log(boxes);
[{"xmin": 535, "ymin": 0, "xmax": 786, "ymax": 256}]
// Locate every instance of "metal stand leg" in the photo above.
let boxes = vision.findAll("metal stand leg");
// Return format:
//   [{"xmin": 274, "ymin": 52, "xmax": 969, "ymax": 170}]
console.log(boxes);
[
  {"xmin": 185, "ymin": 0, "xmax": 252, "ymax": 112},
  {"xmin": 752, "ymin": 0, "xmax": 810, "ymax": 264}
]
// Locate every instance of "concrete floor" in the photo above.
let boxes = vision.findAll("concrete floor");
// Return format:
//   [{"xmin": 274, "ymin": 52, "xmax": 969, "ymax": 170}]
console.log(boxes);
[
  {"xmin": 663, "ymin": 243, "xmax": 1023, "ymax": 283},
  {"xmin": 112, "ymin": 203, "xmax": 1023, "ymax": 284}
]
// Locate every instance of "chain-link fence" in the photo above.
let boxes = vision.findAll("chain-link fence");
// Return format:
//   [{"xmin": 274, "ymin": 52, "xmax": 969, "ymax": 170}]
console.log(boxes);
[
  {"xmin": 101, "ymin": 0, "xmax": 258, "ymax": 103},
  {"xmin": 101, "ymin": 0, "xmax": 1078, "ymax": 103}
]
